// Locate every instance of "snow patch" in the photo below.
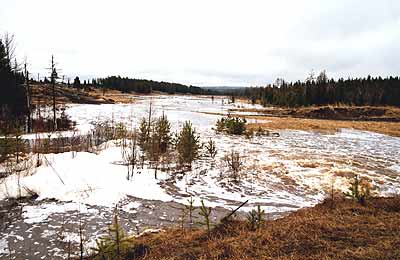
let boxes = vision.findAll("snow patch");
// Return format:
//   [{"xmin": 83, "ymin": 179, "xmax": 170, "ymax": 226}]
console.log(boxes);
[
  {"xmin": 0, "ymin": 236, "xmax": 9, "ymax": 255},
  {"xmin": 22, "ymin": 202, "xmax": 96, "ymax": 224}
]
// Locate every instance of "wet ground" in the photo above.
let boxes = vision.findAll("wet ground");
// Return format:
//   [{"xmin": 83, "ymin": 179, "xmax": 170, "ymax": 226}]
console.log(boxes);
[{"xmin": 0, "ymin": 196, "xmax": 286, "ymax": 260}]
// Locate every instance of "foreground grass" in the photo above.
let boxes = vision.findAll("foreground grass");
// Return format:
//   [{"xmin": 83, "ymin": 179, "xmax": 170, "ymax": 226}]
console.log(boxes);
[{"xmin": 92, "ymin": 197, "xmax": 400, "ymax": 260}]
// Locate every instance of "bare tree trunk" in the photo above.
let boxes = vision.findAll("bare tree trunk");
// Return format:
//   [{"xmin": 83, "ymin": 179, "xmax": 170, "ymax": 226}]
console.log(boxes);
[
  {"xmin": 146, "ymin": 101, "xmax": 152, "ymax": 144},
  {"xmin": 78, "ymin": 211, "xmax": 84, "ymax": 260},
  {"xmin": 24, "ymin": 63, "xmax": 32, "ymax": 133},
  {"xmin": 50, "ymin": 55, "xmax": 57, "ymax": 131}
]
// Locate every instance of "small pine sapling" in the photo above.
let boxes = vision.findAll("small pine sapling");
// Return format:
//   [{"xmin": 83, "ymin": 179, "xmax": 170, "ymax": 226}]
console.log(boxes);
[
  {"xmin": 176, "ymin": 121, "xmax": 201, "ymax": 169},
  {"xmin": 246, "ymin": 209, "xmax": 258, "ymax": 231},
  {"xmin": 138, "ymin": 117, "xmax": 149, "ymax": 154},
  {"xmin": 154, "ymin": 113, "xmax": 171, "ymax": 154},
  {"xmin": 345, "ymin": 175, "xmax": 372, "ymax": 205},
  {"xmin": 198, "ymin": 200, "xmax": 212, "ymax": 235},
  {"xmin": 223, "ymin": 150, "xmax": 243, "ymax": 183},
  {"xmin": 205, "ymin": 138, "xmax": 217, "ymax": 159},
  {"xmin": 185, "ymin": 196, "xmax": 195, "ymax": 231},
  {"xmin": 93, "ymin": 207, "xmax": 131, "ymax": 260},
  {"xmin": 246, "ymin": 205, "xmax": 265, "ymax": 231}
]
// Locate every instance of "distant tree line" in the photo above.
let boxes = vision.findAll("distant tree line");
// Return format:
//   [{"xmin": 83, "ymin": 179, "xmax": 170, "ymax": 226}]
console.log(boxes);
[
  {"xmin": 35, "ymin": 75, "xmax": 214, "ymax": 96},
  {"xmin": 93, "ymin": 76, "xmax": 210, "ymax": 95},
  {"xmin": 244, "ymin": 71, "xmax": 400, "ymax": 107}
]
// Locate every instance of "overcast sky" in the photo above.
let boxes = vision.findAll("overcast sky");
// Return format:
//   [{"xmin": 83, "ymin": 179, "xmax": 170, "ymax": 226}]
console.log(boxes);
[{"xmin": 1, "ymin": 0, "xmax": 399, "ymax": 86}]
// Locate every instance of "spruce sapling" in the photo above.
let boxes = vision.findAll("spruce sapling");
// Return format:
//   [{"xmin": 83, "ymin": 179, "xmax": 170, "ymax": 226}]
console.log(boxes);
[
  {"xmin": 198, "ymin": 200, "xmax": 212, "ymax": 235},
  {"xmin": 205, "ymin": 138, "xmax": 217, "ymax": 159},
  {"xmin": 185, "ymin": 196, "xmax": 195, "ymax": 231}
]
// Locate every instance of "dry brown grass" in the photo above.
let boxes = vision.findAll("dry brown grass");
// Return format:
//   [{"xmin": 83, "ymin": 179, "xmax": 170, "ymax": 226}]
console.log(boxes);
[
  {"xmin": 247, "ymin": 116, "xmax": 400, "ymax": 137},
  {"xmin": 231, "ymin": 104, "xmax": 400, "ymax": 136},
  {"xmin": 30, "ymin": 84, "xmax": 137, "ymax": 104},
  {"xmin": 296, "ymin": 160, "xmax": 320, "ymax": 168},
  {"xmin": 232, "ymin": 104, "xmax": 400, "ymax": 120},
  {"xmin": 86, "ymin": 88, "xmax": 139, "ymax": 103},
  {"xmin": 102, "ymin": 197, "xmax": 400, "ymax": 260},
  {"xmin": 203, "ymin": 106, "xmax": 400, "ymax": 137}
]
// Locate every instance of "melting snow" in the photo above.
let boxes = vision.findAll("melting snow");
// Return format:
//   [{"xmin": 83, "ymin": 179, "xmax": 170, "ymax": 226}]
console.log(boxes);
[{"xmin": 1, "ymin": 95, "xmax": 400, "ymax": 215}]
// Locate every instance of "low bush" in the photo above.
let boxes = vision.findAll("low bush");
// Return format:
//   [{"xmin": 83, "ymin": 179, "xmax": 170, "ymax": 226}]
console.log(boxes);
[{"xmin": 215, "ymin": 117, "xmax": 247, "ymax": 135}]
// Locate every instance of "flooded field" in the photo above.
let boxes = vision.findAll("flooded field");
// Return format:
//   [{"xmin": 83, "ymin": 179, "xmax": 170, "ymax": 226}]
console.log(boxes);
[{"xmin": 1, "ymin": 95, "xmax": 400, "ymax": 259}]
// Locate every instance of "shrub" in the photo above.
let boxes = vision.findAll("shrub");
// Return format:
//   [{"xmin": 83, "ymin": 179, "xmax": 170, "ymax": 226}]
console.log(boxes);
[
  {"xmin": 154, "ymin": 113, "xmax": 171, "ymax": 154},
  {"xmin": 223, "ymin": 150, "xmax": 243, "ymax": 182},
  {"xmin": 215, "ymin": 117, "xmax": 247, "ymax": 135},
  {"xmin": 345, "ymin": 175, "xmax": 373, "ymax": 205},
  {"xmin": 177, "ymin": 121, "xmax": 200, "ymax": 168},
  {"xmin": 246, "ymin": 205, "xmax": 265, "ymax": 231},
  {"xmin": 204, "ymin": 138, "xmax": 217, "ymax": 159},
  {"xmin": 138, "ymin": 117, "xmax": 150, "ymax": 152},
  {"xmin": 0, "ymin": 135, "xmax": 29, "ymax": 164}
]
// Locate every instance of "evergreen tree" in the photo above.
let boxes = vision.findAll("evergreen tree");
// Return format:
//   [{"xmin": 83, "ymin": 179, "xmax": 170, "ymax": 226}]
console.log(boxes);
[
  {"xmin": 154, "ymin": 113, "xmax": 171, "ymax": 154},
  {"xmin": 215, "ymin": 117, "xmax": 247, "ymax": 135},
  {"xmin": 177, "ymin": 121, "xmax": 200, "ymax": 168},
  {"xmin": 73, "ymin": 76, "xmax": 81, "ymax": 88},
  {"xmin": 0, "ymin": 37, "xmax": 27, "ymax": 129},
  {"xmin": 243, "ymin": 72, "xmax": 400, "ymax": 108},
  {"xmin": 198, "ymin": 200, "xmax": 212, "ymax": 235},
  {"xmin": 138, "ymin": 117, "xmax": 149, "ymax": 152},
  {"xmin": 97, "ymin": 76, "xmax": 206, "ymax": 95},
  {"xmin": 205, "ymin": 138, "xmax": 217, "ymax": 159},
  {"xmin": 94, "ymin": 208, "xmax": 131, "ymax": 260}
]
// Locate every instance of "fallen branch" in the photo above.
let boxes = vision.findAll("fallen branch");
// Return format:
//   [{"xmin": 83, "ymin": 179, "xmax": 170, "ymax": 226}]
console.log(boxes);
[
  {"xmin": 42, "ymin": 155, "xmax": 65, "ymax": 185},
  {"xmin": 222, "ymin": 200, "xmax": 249, "ymax": 222}
]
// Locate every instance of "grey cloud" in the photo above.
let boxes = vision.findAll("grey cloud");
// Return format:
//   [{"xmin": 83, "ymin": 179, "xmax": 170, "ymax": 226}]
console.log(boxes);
[
  {"xmin": 291, "ymin": 1, "xmax": 400, "ymax": 41},
  {"xmin": 1, "ymin": 0, "xmax": 400, "ymax": 86}
]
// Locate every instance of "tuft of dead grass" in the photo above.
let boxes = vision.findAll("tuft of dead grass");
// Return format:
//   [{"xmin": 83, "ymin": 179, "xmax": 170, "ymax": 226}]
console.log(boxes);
[
  {"xmin": 296, "ymin": 160, "xmax": 320, "ymax": 168},
  {"xmin": 99, "ymin": 196, "xmax": 400, "ymax": 260}
]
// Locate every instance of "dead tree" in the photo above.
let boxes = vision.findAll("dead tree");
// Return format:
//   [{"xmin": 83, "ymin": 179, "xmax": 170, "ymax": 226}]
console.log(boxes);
[
  {"xmin": 48, "ymin": 55, "xmax": 58, "ymax": 131},
  {"xmin": 24, "ymin": 61, "xmax": 32, "ymax": 133}
]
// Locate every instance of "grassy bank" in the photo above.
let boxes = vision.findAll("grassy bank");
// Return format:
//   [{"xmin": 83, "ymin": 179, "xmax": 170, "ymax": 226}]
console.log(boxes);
[
  {"xmin": 90, "ymin": 196, "xmax": 400, "ymax": 260},
  {"xmin": 227, "ymin": 104, "xmax": 400, "ymax": 137},
  {"xmin": 247, "ymin": 116, "xmax": 400, "ymax": 137},
  {"xmin": 232, "ymin": 105, "xmax": 400, "ymax": 121},
  {"xmin": 30, "ymin": 84, "xmax": 136, "ymax": 104}
]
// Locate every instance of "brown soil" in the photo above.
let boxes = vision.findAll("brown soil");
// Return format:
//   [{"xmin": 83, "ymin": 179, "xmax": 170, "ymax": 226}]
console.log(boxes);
[{"xmin": 100, "ymin": 196, "xmax": 400, "ymax": 260}]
